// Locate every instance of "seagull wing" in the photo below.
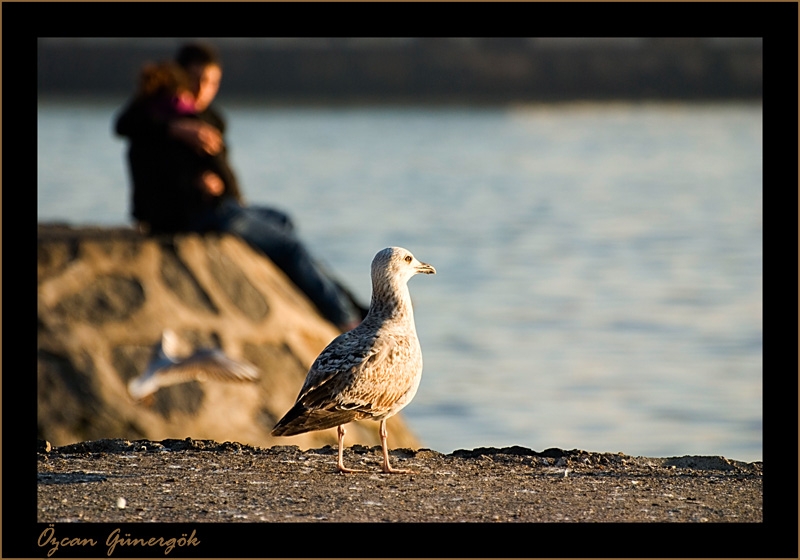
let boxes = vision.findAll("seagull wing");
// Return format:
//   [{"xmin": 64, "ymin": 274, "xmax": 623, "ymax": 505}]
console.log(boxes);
[
  {"xmin": 333, "ymin": 333, "xmax": 417, "ymax": 415},
  {"xmin": 271, "ymin": 332, "xmax": 408, "ymax": 435},
  {"xmin": 299, "ymin": 331, "xmax": 394, "ymax": 409}
]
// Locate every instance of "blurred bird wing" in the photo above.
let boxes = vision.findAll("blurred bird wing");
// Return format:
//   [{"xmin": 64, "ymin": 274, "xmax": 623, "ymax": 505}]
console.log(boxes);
[{"xmin": 179, "ymin": 350, "xmax": 261, "ymax": 382}]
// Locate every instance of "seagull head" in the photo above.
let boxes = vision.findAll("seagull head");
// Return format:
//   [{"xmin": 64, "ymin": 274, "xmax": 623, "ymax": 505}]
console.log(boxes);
[{"xmin": 372, "ymin": 247, "xmax": 436, "ymax": 287}]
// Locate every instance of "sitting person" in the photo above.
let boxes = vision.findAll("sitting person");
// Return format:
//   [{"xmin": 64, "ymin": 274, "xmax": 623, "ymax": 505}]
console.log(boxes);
[
  {"xmin": 114, "ymin": 44, "xmax": 366, "ymax": 331},
  {"xmin": 117, "ymin": 60, "xmax": 242, "ymax": 230}
]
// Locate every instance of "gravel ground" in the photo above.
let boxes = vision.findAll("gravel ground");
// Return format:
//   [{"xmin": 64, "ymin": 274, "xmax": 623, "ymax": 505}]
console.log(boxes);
[{"xmin": 38, "ymin": 438, "xmax": 762, "ymax": 525}]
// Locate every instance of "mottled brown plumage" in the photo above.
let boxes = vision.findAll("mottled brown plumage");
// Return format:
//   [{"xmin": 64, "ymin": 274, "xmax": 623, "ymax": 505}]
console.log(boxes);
[{"xmin": 272, "ymin": 247, "xmax": 435, "ymax": 473}]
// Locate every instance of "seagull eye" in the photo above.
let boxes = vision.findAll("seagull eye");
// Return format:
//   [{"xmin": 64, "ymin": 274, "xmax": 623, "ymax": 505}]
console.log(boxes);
[{"xmin": 404, "ymin": 255, "xmax": 413, "ymax": 263}]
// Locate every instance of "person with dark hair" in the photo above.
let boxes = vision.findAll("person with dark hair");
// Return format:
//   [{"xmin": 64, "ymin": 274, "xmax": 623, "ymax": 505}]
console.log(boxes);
[
  {"xmin": 115, "ymin": 42, "xmax": 366, "ymax": 331},
  {"xmin": 117, "ymin": 60, "xmax": 240, "ymax": 230}
]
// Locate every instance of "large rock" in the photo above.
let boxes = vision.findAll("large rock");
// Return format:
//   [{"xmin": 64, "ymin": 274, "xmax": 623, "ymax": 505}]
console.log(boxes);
[{"xmin": 37, "ymin": 224, "xmax": 419, "ymax": 450}]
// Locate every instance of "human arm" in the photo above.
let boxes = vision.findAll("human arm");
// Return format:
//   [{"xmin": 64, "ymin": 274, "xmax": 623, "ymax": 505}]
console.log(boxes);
[
  {"xmin": 115, "ymin": 99, "xmax": 222, "ymax": 156},
  {"xmin": 168, "ymin": 119, "xmax": 223, "ymax": 156}
]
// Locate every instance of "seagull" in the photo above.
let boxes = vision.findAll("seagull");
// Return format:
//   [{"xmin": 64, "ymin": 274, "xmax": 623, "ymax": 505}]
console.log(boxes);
[
  {"xmin": 271, "ymin": 247, "xmax": 435, "ymax": 474},
  {"xmin": 128, "ymin": 329, "xmax": 260, "ymax": 401}
]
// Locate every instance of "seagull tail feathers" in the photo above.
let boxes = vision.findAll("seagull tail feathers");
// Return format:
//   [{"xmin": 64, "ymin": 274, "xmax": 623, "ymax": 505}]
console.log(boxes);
[{"xmin": 271, "ymin": 403, "xmax": 358, "ymax": 437}]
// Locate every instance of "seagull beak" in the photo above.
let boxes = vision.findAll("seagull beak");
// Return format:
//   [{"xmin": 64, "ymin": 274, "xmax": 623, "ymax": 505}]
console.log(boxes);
[{"xmin": 416, "ymin": 261, "xmax": 436, "ymax": 275}]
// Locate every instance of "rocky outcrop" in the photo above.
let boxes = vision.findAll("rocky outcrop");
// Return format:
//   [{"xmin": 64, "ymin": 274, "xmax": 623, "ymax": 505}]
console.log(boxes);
[{"xmin": 37, "ymin": 224, "xmax": 418, "ymax": 450}]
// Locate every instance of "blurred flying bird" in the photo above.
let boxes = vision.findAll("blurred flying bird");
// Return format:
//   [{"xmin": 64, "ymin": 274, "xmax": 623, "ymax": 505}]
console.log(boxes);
[{"xmin": 128, "ymin": 329, "xmax": 260, "ymax": 402}]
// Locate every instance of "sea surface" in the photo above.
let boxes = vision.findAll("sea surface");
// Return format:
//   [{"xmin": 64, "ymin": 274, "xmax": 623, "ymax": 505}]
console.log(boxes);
[{"xmin": 37, "ymin": 99, "xmax": 763, "ymax": 461}]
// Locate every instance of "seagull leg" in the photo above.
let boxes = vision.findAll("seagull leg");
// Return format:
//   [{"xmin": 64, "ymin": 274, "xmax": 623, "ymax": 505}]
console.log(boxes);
[
  {"xmin": 336, "ymin": 424, "xmax": 363, "ymax": 473},
  {"xmin": 380, "ymin": 419, "xmax": 414, "ymax": 474}
]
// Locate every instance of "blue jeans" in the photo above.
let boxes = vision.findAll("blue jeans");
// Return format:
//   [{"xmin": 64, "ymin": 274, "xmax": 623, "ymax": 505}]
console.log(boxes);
[{"xmin": 189, "ymin": 198, "xmax": 362, "ymax": 328}]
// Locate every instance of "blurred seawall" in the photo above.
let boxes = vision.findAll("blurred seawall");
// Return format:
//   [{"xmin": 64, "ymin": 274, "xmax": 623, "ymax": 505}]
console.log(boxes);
[
  {"xmin": 37, "ymin": 224, "xmax": 418, "ymax": 450},
  {"xmin": 38, "ymin": 38, "xmax": 762, "ymax": 103}
]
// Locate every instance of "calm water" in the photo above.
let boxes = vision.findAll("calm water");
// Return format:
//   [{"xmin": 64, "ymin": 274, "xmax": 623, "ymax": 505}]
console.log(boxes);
[{"xmin": 37, "ymin": 99, "xmax": 763, "ymax": 461}]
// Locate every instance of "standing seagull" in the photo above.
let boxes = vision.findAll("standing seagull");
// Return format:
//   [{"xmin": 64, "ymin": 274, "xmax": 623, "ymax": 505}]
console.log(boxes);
[
  {"xmin": 128, "ymin": 329, "xmax": 260, "ymax": 402},
  {"xmin": 272, "ymin": 247, "xmax": 435, "ymax": 473}
]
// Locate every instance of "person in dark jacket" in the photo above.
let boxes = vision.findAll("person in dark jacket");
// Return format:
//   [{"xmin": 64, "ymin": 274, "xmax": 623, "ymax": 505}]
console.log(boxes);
[
  {"xmin": 115, "ymin": 43, "xmax": 365, "ymax": 331},
  {"xmin": 115, "ymin": 60, "xmax": 241, "ymax": 231}
]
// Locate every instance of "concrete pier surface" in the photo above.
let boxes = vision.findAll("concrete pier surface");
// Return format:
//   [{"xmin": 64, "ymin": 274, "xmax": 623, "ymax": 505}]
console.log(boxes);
[{"xmin": 38, "ymin": 438, "xmax": 761, "ymax": 524}]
